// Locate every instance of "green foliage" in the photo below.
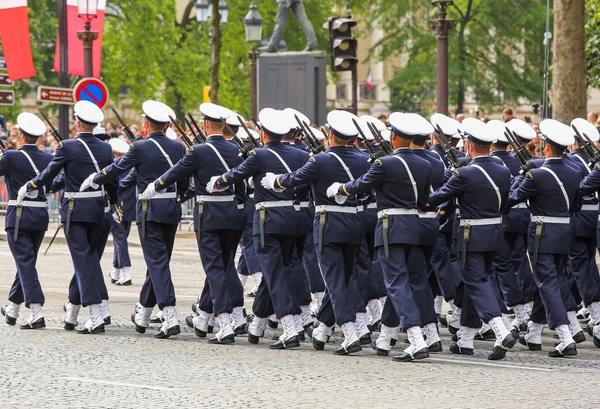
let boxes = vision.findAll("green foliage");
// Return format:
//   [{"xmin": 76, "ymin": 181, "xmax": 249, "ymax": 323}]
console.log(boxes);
[{"xmin": 586, "ymin": 0, "xmax": 600, "ymax": 88}]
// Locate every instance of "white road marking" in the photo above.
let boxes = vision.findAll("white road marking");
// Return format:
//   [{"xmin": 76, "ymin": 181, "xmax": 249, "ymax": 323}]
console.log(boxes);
[
  {"xmin": 428, "ymin": 357, "xmax": 555, "ymax": 372},
  {"xmin": 59, "ymin": 376, "xmax": 184, "ymax": 391}
]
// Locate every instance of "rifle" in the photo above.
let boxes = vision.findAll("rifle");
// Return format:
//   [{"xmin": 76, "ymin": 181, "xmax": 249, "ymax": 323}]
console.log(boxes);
[
  {"xmin": 352, "ymin": 118, "xmax": 385, "ymax": 162},
  {"xmin": 366, "ymin": 122, "xmax": 393, "ymax": 155},
  {"xmin": 433, "ymin": 124, "xmax": 462, "ymax": 168},
  {"xmin": 168, "ymin": 116, "xmax": 194, "ymax": 149},
  {"xmin": 294, "ymin": 114, "xmax": 325, "ymax": 154},
  {"xmin": 237, "ymin": 115, "xmax": 260, "ymax": 148},
  {"xmin": 39, "ymin": 110, "xmax": 64, "ymax": 143},
  {"xmin": 183, "ymin": 116, "xmax": 205, "ymax": 144},
  {"xmin": 251, "ymin": 116, "xmax": 262, "ymax": 131},
  {"xmin": 187, "ymin": 112, "xmax": 208, "ymax": 143},
  {"xmin": 111, "ymin": 108, "xmax": 136, "ymax": 142},
  {"xmin": 504, "ymin": 129, "xmax": 534, "ymax": 172},
  {"xmin": 0, "ymin": 138, "xmax": 6, "ymax": 152},
  {"xmin": 221, "ymin": 117, "xmax": 253, "ymax": 158},
  {"xmin": 572, "ymin": 124, "xmax": 600, "ymax": 165}
]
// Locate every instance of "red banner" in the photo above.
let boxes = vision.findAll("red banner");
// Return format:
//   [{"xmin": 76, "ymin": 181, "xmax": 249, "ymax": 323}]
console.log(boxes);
[{"xmin": 0, "ymin": 0, "xmax": 36, "ymax": 80}]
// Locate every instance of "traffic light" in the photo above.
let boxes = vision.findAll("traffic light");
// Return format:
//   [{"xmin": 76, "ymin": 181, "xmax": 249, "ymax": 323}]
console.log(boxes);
[{"xmin": 324, "ymin": 16, "xmax": 357, "ymax": 72}]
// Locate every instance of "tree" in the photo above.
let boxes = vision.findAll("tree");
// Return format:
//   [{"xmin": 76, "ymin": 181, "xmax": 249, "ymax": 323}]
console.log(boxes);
[
  {"xmin": 346, "ymin": 0, "xmax": 549, "ymax": 116},
  {"xmin": 586, "ymin": 0, "xmax": 600, "ymax": 89},
  {"xmin": 553, "ymin": 0, "xmax": 586, "ymax": 122}
]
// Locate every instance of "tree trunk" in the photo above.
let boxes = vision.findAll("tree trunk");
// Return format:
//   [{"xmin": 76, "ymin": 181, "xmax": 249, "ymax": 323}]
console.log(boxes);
[
  {"xmin": 456, "ymin": 23, "xmax": 466, "ymax": 115},
  {"xmin": 209, "ymin": 0, "xmax": 222, "ymax": 104},
  {"xmin": 553, "ymin": 0, "xmax": 587, "ymax": 122}
]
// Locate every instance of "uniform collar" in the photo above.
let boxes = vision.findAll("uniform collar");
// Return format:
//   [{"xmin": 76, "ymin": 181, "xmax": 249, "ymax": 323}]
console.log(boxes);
[
  {"xmin": 470, "ymin": 155, "xmax": 490, "ymax": 162},
  {"xmin": 545, "ymin": 157, "xmax": 562, "ymax": 161},
  {"xmin": 148, "ymin": 132, "xmax": 166, "ymax": 139},
  {"xmin": 393, "ymin": 147, "xmax": 411, "ymax": 154},
  {"xmin": 19, "ymin": 144, "xmax": 38, "ymax": 149},
  {"xmin": 264, "ymin": 141, "xmax": 282, "ymax": 147},
  {"xmin": 490, "ymin": 150, "xmax": 507, "ymax": 155},
  {"xmin": 207, "ymin": 134, "xmax": 224, "ymax": 141},
  {"xmin": 76, "ymin": 132, "xmax": 94, "ymax": 138}
]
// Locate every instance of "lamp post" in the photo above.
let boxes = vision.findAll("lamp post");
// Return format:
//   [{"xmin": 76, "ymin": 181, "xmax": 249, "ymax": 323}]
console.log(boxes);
[
  {"xmin": 430, "ymin": 0, "xmax": 455, "ymax": 116},
  {"xmin": 77, "ymin": 0, "xmax": 99, "ymax": 78},
  {"xmin": 244, "ymin": 1, "xmax": 263, "ymax": 119},
  {"xmin": 196, "ymin": 0, "xmax": 228, "ymax": 103}
]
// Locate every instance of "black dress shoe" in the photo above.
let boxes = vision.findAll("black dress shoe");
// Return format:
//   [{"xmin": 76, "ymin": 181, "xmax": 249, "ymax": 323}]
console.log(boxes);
[
  {"xmin": 247, "ymin": 291, "xmax": 256, "ymax": 298},
  {"xmin": 104, "ymin": 317, "xmax": 111, "ymax": 326},
  {"xmin": 191, "ymin": 303, "xmax": 197, "ymax": 314},
  {"xmin": 510, "ymin": 328, "xmax": 519, "ymax": 339},
  {"xmin": 518, "ymin": 335, "xmax": 541, "ymax": 351},
  {"xmin": 333, "ymin": 340, "xmax": 362, "ymax": 355},
  {"xmin": 208, "ymin": 325, "xmax": 214, "ymax": 334},
  {"xmin": 130, "ymin": 312, "xmax": 147, "ymax": 334},
  {"xmin": 248, "ymin": 332, "xmax": 260, "ymax": 344},
  {"xmin": 110, "ymin": 278, "xmax": 117, "ymax": 284},
  {"xmin": 519, "ymin": 322, "xmax": 528, "ymax": 332},
  {"xmin": 297, "ymin": 330, "xmax": 305, "ymax": 342},
  {"xmin": 548, "ymin": 342, "xmax": 577, "ymax": 357},
  {"xmin": 77, "ymin": 324, "xmax": 105, "ymax": 334},
  {"xmin": 586, "ymin": 323, "xmax": 594, "ymax": 337},
  {"xmin": 370, "ymin": 320, "xmax": 381, "ymax": 332},
  {"xmin": 305, "ymin": 326, "xmax": 313, "ymax": 339},
  {"xmin": 448, "ymin": 325, "xmax": 459, "ymax": 335},
  {"xmin": 312, "ymin": 338, "xmax": 325, "ymax": 350},
  {"xmin": 488, "ymin": 345, "xmax": 507, "ymax": 360},
  {"xmin": 359, "ymin": 333, "xmax": 372, "ymax": 345},
  {"xmin": 474, "ymin": 329, "xmax": 495, "ymax": 341},
  {"xmin": 438, "ymin": 315, "xmax": 448, "ymax": 328},
  {"xmin": 371, "ymin": 343, "xmax": 390, "ymax": 356},
  {"xmin": 234, "ymin": 324, "xmax": 247, "ymax": 336},
  {"xmin": 208, "ymin": 333, "xmax": 235, "ymax": 345},
  {"xmin": 593, "ymin": 335, "xmax": 600, "ymax": 348},
  {"xmin": 270, "ymin": 335, "xmax": 300, "ymax": 349},
  {"xmin": 451, "ymin": 334, "xmax": 458, "ymax": 342},
  {"xmin": 390, "ymin": 338, "xmax": 397, "ymax": 347},
  {"xmin": 501, "ymin": 333, "xmax": 517, "ymax": 349},
  {"xmin": 393, "ymin": 347, "xmax": 429, "ymax": 362},
  {"xmin": 449, "ymin": 343, "xmax": 473, "ymax": 355},
  {"xmin": 572, "ymin": 331, "xmax": 586, "ymax": 343},
  {"xmin": 116, "ymin": 280, "xmax": 132, "ymax": 286},
  {"xmin": 1, "ymin": 305, "xmax": 16, "ymax": 326},
  {"xmin": 154, "ymin": 325, "xmax": 181, "ymax": 339},
  {"xmin": 428, "ymin": 341, "xmax": 443, "ymax": 353},
  {"xmin": 267, "ymin": 319, "xmax": 279, "ymax": 329},
  {"xmin": 64, "ymin": 321, "xmax": 76, "ymax": 331},
  {"xmin": 185, "ymin": 315, "xmax": 194, "ymax": 329},
  {"xmin": 20, "ymin": 318, "xmax": 46, "ymax": 330},
  {"xmin": 195, "ymin": 327, "xmax": 207, "ymax": 338},
  {"xmin": 149, "ymin": 316, "xmax": 163, "ymax": 324}
]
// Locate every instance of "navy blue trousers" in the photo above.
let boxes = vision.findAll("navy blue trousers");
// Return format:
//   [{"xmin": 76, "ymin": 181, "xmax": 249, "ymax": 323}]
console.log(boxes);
[
  {"xmin": 291, "ymin": 235, "xmax": 313, "ymax": 306},
  {"xmin": 316, "ymin": 242, "xmax": 363, "ymax": 326},
  {"xmin": 195, "ymin": 229, "xmax": 243, "ymax": 316},
  {"xmin": 458, "ymin": 251, "xmax": 501, "ymax": 324},
  {"xmin": 493, "ymin": 233, "xmax": 527, "ymax": 306},
  {"xmin": 7, "ymin": 228, "xmax": 45, "ymax": 307},
  {"xmin": 302, "ymin": 227, "xmax": 325, "ymax": 293},
  {"xmin": 111, "ymin": 220, "xmax": 132, "ymax": 268},
  {"xmin": 378, "ymin": 244, "xmax": 423, "ymax": 330},
  {"xmin": 65, "ymin": 222, "xmax": 105, "ymax": 306},
  {"xmin": 355, "ymin": 233, "xmax": 380, "ymax": 303},
  {"xmin": 529, "ymin": 253, "xmax": 574, "ymax": 329},
  {"xmin": 430, "ymin": 232, "xmax": 460, "ymax": 301},
  {"xmin": 238, "ymin": 225, "xmax": 261, "ymax": 276},
  {"xmin": 138, "ymin": 222, "xmax": 177, "ymax": 309},
  {"xmin": 568, "ymin": 237, "xmax": 600, "ymax": 305},
  {"xmin": 253, "ymin": 234, "xmax": 300, "ymax": 318}
]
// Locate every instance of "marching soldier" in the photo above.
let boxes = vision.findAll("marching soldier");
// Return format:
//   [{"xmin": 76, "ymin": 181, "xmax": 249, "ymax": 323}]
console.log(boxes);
[
  {"xmin": 0, "ymin": 113, "xmax": 52, "ymax": 329},
  {"xmin": 210, "ymin": 108, "xmax": 306, "ymax": 350},
  {"xmin": 510, "ymin": 119, "xmax": 581, "ymax": 357},
  {"xmin": 80, "ymin": 100, "xmax": 189, "ymax": 339},
  {"xmin": 143, "ymin": 103, "xmax": 246, "ymax": 344},
  {"xmin": 427, "ymin": 118, "xmax": 517, "ymax": 360},
  {"xmin": 18, "ymin": 101, "xmax": 114, "ymax": 334}
]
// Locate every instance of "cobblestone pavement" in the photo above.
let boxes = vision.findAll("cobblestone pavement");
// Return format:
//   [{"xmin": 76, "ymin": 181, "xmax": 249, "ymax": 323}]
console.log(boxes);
[{"xmin": 0, "ymin": 238, "xmax": 599, "ymax": 409}]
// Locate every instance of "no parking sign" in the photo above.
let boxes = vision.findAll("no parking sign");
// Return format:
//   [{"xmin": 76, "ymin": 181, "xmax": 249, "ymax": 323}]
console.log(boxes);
[{"xmin": 73, "ymin": 78, "xmax": 109, "ymax": 109}]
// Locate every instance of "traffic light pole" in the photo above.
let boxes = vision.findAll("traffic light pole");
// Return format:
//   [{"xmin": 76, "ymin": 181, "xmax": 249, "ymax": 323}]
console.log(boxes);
[
  {"xmin": 351, "ymin": 65, "xmax": 357, "ymax": 115},
  {"xmin": 58, "ymin": 0, "xmax": 69, "ymax": 139}
]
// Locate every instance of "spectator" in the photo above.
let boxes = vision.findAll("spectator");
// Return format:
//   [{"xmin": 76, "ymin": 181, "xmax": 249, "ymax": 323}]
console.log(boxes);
[
  {"xmin": 588, "ymin": 111, "xmax": 599, "ymax": 125},
  {"xmin": 377, "ymin": 114, "xmax": 389, "ymax": 126},
  {"xmin": 37, "ymin": 143, "xmax": 47, "ymax": 152},
  {"xmin": 503, "ymin": 108, "xmax": 515, "ymax": 122},
  {"xmin": 523, "ymin": 115, "xmax": 532, "ymax": 124},
  {"xmin": 109, "ymin": 131, "xmax": 120, "ymax": 139},
  {"xmin": 474, "ymin": 109, "xmax": 488, "ymax": 122},
  {"xmin": 0, "ymin": 114, "xmax": 5, "ymax": 134},
  {"xmin": 456, "ymin": 113, "xmax": 465, "ymax": 123}
]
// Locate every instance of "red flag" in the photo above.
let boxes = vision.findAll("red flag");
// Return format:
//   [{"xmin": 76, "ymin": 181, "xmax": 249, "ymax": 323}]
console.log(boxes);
[
  {"xmin": 53, "ymin": 0, "xmax": 106, "ymax": 78},
  {"xmin": 365, "ymin": 69, "xmax": 373, "ymax": 91},
  {"xmin": 0, "ymin": 0, "xmax": 36, "ymax": 80}
]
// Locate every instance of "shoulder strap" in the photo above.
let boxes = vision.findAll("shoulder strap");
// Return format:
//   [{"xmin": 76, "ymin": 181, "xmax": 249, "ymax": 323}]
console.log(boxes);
[
  {"xmin": 206, "ymin": 142, "xmax": 230, "ymax": 171},
  {"xmin": 18, "ymin": 150, "xmax": 40, "ymax": 175},
  {"xmin": 327, "ymin": 152, "xmax": 354, "ymax": 181},
  {"xmin": 539, "ymin": 166, "xmax": 570, "ymax": 210},
  {"xmin": 148, "ymin": 138, "xmax": 174, "ymax": 167},
  {"xmin": 573, "ymin": 154, "xmax": 591, "ymax": 173},
  {"xmin": 77, "ymin": 138, "xmax": 105, "ymax": 196},
  {"xmin": 470, "ymin": 164, "xmax": 501, "ymax": 211},
  {"xmin": 431, "ymin": 149, "xmax": 447, "ymax": 170},
  {"xmin": 266, "ymin": 148, "xmax": 292, "ymax": 173},
  {"xmin": 392, "ymin": 155, "xmax": 418, "ymax": 205}
]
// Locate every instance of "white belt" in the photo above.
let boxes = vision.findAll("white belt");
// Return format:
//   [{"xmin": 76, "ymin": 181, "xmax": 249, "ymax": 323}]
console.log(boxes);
[
  {"xmin": 104, "ymin": 205, "xmax": 110, "ymax": 213},
  {"xmin": 256, "ymin": 200, "xmax": 294, "ymax": 209},
  {"xmin": 580, "ymin": 204, "xmax": 598, "ymax": 211},
  {"xmin": 419, "ymin": 211, "xmax": 437, "ymax": 219},
  {"xmin": 196, "ymin": 195, "xmax": 235, "ymax": 202},
  {"xmin": 531, "ymin": 215, "xmax": 570, "ymax": 224},
  {"xmin": 512, "ymin": 203, "xmax": 528, "ymax": 209},
  {"xmin": 237, "ymin": 204, "xmax": 244, "ymax": 210},
  {"xmin": 377, "ymin": 208, "xmax": 419, "ymax": 218},
  {"xmin": 65, "ymin": 191, "xmax": 103, "ymax": 199},
  {"xmin": 138, "ymin": 192, "xmax": 177, "ymax": 200},
  {"xmin": 459, "ymin": 217, "xmax": 502, "ymax": 226},
  {"xmin": 366, "ymin": 202, "xmax": 377, "ymax": 210},
  {"xmin": 316, "ymin": 205, "xmax": 357, "ymax": 214},
  {"xmin": 299, "ymin": 201, "xmax": 310, "ymax": 208},
  {"xmin": 7, "ymin": 200, "xmax": 47, "ymax": 208}
]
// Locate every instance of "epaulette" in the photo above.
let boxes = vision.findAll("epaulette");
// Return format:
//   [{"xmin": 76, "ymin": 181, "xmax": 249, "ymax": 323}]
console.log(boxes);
[
  {"xmin": 309, "ymin": 156, "xmax": 316, "ymax": 163},
  {"xmin": 58, "ymin": 141, "xmax": 64, "ymax": 148},
  {"xmin": 453, "ymin": 169, "xmax": 460, "ymax": 176},
  {"xmin": 374, "ymin": 159, "xmax": 383, "ymax": 166},
  {"xmin": 594, "ymin": 163, "xmax": 600, "ymax": 171},
  {"xmin": 129, "ymin": 143, "xmax": 135, "ymax": 149},
  {"xmin": 248, "ymin": 149, "xmax": 257, "ymax": 156},
  {"xmin": 526, "ymin": 171, "xmax": 533, "ymax": 179}
]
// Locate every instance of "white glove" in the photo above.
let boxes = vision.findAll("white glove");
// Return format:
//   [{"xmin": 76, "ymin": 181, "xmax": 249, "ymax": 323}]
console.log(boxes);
[
  {"xmin": 207, "ymin": 175, "xmax": 227, "ymax": 193},
  {"xmin": 25, "ymin": 190, "xmax": 38, "ymax": 199},
  {"xmin": 247, "ymin": 177, "xmax": 255, "ymax": 190},
  {"xmin": 112, "ymin": 211, "xmax": 121, "ymax": 224},
  {"xmin": 261, "ymin": 172, "xmax": 285, "ymax": 192},
  {"xmin": 80, "ymin": 173, "xmax": 99, "ymax": 192},
  {"xmin": 16, "ymin": 185, "xmax": 28, "ymax": 204},
  {"xmin": 326, "ymin": 182, "xmax": 348, "ymax": 205},
  {"xmin": 141, "ymin": 182, "xmax": 158, "ymax": 200}
]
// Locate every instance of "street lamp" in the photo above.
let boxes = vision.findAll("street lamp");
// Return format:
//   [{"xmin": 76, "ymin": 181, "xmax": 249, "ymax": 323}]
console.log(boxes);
[
  {"xmin": 430, "ymin": 0, "xmax": 455, "ymax": 116},
  {"xmin": 195, "ymin": 0, "xmax": 228, "ymax": 24},
  {"xmin": 77, "ymin": 0, "xmax": 99, "ymax": 78},
  {"xmin": 244, "ymin": 1, "xmax": 264, "ymax": 118}
]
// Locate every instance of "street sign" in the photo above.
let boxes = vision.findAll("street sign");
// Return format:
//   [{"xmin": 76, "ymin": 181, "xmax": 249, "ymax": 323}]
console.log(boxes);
[
  {"xmin": 37, "ymin": 86, "xmax": 75, "ymax": 105},
  {"xmin": 0, "ymin": 90, "xmax": 14, "ymax": 105},
  {"xmin": 0, "ymin": 58, "xmax": 5, "ymax": 70},
  {"xmin": 73, "ymin": 78, "xmax": 109, "ymax": 109},
  {"xmin": 0, "ymin": 73, "xmax": 13, "ymax": 86}
]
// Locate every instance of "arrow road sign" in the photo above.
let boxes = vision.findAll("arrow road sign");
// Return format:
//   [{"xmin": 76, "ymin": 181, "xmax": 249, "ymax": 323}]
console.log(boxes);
[
  {"xmin": 0, "ymin": 73, "xmax": 13, "ymax": 86},
  {"xmin": 37, "ymin": 86, "xmax": 75, "ymax": 105},
  {"xmin": 0, "ymin": 90, "xmax": 14, "ymax": 105}
]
